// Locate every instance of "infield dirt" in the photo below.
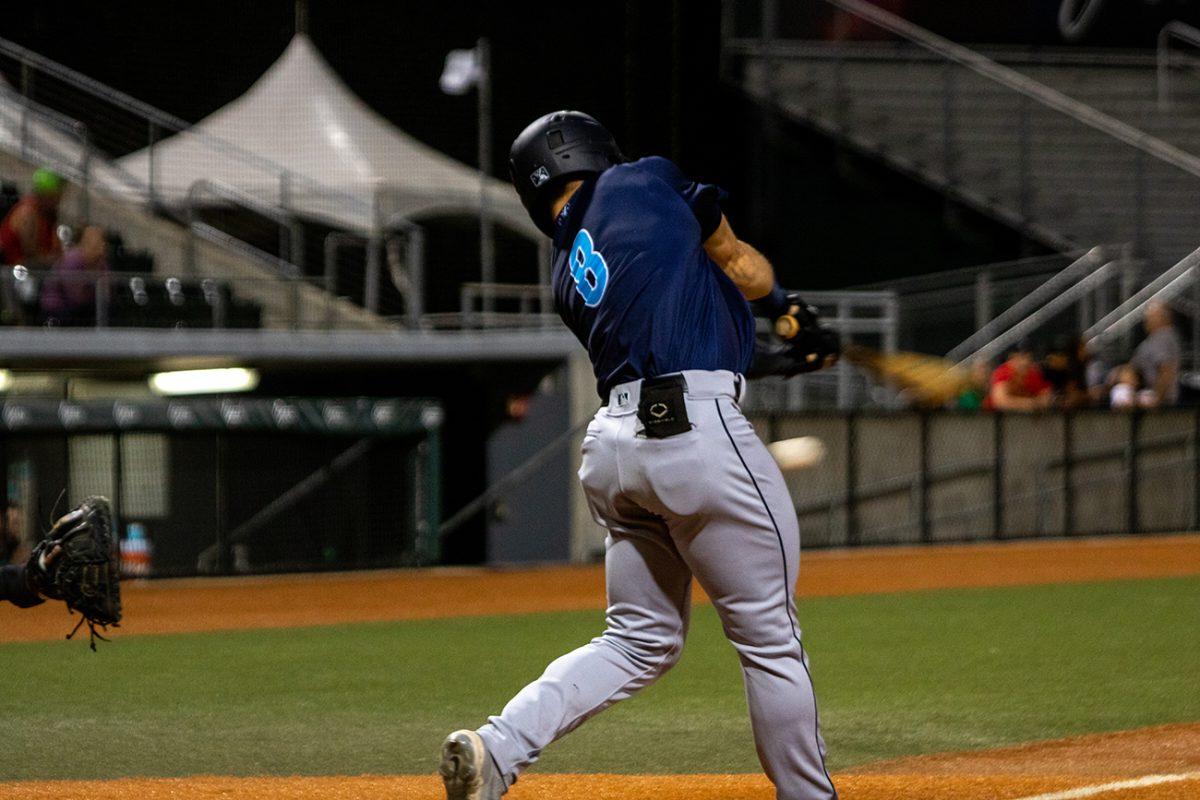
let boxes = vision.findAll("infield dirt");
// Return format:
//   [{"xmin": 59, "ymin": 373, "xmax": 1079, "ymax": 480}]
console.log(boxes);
[{"xmin": 5, "ymin": 724, "xmax": 1199, "ymax": 799}]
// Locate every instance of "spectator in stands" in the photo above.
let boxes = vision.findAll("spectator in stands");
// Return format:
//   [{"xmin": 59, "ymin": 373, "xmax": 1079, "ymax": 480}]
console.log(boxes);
[
  {"xmin": 39, "ymin": 226, "xmax": 108, "ymax": 326},
  {"xmin": 1108, "ymin": 364, "xmax": 1141, "ymax": 409},
  {"xmin": 1042, "ymin": 334, "xmax": 1089, "ymax": 408},
  {"xmin": 987, "ymin": 340, "xmax": 1053, "ymax": 411},
  {"xmin": 1129, "ymin": 300, "xmax": 1181, "ymax": 407},
  {"xmin": 0, "ymin": 168, "xmax": 64, "ymax": 267},
  {"xmin": 955, "ymin": 359, "xmax": 991, "ymax": 410},
  {"xmin": 1084, "ymin": 341, "xmax": 1115, "ymax": 406}
]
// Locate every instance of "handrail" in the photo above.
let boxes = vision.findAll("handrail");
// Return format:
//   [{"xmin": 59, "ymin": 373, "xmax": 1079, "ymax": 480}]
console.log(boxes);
[
  {"xmin": 184, "ymin": 178, "xmax": 305, "ymax": 276},
  {"xmin": 813, "ymin": 0, "xmax": 1200, "ymax": 181},
  {"xmin": 0, "ymin": 35, "xmax": 373, "ymax": 218},
  {"xmin": 185, "ymin": 178, "xmax": 299, "ymax": 230},
  {"xmin": 0, "ymin": 84, "xmax": 87, "ymax": 142},
  {"xmin": 946, "ymin": 246, "xmax": 1110, "ymax": 362},
  {"xmin": 0, "ymin": 36, "xmax": 190, "ymax": 132},
  {"xmin": 856, "ymin": 251, "xmax": 1082, "ymax": 295},
  {"xmin": 1085, "ymin": 243, "xmax": 1200, "ymax": 345},
  {"xmin": 958, "ymin": 259, "xmax": 1119, "ymax": 367},
  {"xmin": 1157, "ymin": 20, "xmax": 1200, "ymax": 111}
]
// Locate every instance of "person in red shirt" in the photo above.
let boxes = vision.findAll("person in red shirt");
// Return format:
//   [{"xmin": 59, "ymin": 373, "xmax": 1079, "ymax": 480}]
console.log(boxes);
[
  {"xmin": 987, "ymin": 340, "xmax": 1053, "ymax": 411},
  {"xmin": 0, "ymin": 168, "xmax": 64, "ymax": 267}
]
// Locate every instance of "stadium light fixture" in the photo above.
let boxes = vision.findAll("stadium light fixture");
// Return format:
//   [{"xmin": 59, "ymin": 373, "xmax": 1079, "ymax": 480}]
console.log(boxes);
[
  {"xmin": 149, "ymin": 368, "xmax": 259, "ymax": 396},
  {"xmin": 0, "ymin": 369, "xmax": 11, "ymax": 393}
]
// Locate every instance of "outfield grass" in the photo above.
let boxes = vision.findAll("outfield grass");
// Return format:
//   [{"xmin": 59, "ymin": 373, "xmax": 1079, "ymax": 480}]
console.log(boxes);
[{"xmin": 1, "ymin": 577, "xmax": 1197, "ymax": 780}]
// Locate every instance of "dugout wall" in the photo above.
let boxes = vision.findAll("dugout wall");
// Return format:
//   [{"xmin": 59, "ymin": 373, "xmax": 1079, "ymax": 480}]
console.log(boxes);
[{"xmin": 0, "ymin": 397, "xmax": 442, "ymax": 576}]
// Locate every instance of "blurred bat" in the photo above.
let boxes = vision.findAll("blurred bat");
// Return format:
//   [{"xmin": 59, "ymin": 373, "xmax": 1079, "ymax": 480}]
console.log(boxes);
[{"xmin": 841, "ymin": 345, "xmax": 973, "ymax": 408}]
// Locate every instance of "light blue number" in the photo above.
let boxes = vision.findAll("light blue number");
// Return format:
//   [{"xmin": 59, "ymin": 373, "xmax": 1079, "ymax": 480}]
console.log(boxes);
[{"xmin": 569, "ymin": 228, "xmax": 608, "ymax": 307}]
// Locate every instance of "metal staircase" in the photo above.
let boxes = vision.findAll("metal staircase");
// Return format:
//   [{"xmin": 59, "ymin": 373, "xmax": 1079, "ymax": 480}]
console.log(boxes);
[{"xmin": 724, "ymin": 0, "xmax": 1200, "ymax": 271}]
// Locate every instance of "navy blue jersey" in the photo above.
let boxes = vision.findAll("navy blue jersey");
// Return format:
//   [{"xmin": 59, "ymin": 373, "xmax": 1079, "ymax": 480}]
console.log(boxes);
[{"xmin": 551, "ymin": 156, "xmax": 755, "ymax": 398}]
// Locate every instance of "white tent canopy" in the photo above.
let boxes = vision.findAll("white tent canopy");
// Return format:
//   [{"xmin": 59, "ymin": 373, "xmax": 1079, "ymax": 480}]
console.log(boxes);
[{"xmin": 117, "ymin": 34, "xmax": 536, "ymax": 238}]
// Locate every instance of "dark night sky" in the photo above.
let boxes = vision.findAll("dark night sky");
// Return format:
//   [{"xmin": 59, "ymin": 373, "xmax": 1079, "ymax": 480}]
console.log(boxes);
[{"xmin": 1, "ymin": 1, "xmax": 726, "ymax": 182}]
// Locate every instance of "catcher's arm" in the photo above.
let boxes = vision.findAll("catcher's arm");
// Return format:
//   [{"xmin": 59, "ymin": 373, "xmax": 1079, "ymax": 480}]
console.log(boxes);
[{"xmin": 1, "ymin": 563, "xmax": 39, "ymax": 607}]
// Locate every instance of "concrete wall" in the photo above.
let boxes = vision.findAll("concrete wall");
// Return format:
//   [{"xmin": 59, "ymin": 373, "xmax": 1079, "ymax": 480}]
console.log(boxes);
[{"xmin": 754, "ymin": 409, "xmax": 1197, "ymax": 545}]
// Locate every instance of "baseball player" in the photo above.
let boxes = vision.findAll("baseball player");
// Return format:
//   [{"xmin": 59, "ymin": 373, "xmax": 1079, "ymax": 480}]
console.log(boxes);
[
  {"xmin": 1, "ymin": 555, "xmax": 54, "ymax": 608},
  {"xmin": 440, "ymin": 111, "xmax": 839, "ymax": 800}
]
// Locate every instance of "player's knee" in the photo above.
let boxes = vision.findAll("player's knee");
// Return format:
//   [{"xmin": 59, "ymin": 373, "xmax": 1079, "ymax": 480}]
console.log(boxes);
[
  {"xmin": 720, "ymin": 615, "xmax": 801, "ymax": 662},
  {"xmin": 603, "ymin": 625, "xmax": 686, "ymax": 672}
]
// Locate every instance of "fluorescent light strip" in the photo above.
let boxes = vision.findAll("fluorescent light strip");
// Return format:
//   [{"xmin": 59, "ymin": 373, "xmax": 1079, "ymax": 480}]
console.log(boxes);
[{"xmin": 149, "ymin": 368, "xmax": 259, "ymax": 396}]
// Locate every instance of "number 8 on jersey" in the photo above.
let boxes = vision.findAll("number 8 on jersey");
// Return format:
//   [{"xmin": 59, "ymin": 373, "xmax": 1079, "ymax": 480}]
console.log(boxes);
[{"xmin": 570, "ymin": 228, "xmax": 608, "ymax": 307}]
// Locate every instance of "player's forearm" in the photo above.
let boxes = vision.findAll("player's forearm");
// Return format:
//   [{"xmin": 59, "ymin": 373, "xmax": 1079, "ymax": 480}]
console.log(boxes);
[
  {"xmin": 723, "ymin": 240, "xmax": 776, "ymax": 301},
  {"xmin": 703, "ymin": 215, "xmax": 775, "ymax": 300}
]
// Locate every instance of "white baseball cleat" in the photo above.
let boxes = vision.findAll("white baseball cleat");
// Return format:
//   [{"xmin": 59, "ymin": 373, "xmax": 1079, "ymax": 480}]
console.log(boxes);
[{"xmin": 440, "ymin": 729, "xmax": 506, "ymax": 799}]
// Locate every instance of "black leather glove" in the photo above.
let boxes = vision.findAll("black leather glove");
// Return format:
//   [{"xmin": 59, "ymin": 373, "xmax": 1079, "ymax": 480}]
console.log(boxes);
[
  {"xmin": 748, "ymin": 326, "xmax": 841, "ymax": 378},
  {"xmin": 748, "ymin": 291, "xmax": 841, "ymax": 378}
]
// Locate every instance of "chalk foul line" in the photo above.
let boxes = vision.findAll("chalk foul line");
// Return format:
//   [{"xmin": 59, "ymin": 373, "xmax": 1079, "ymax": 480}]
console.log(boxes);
[{"xmin": 1013, "ymin": 771, "xmax": 1200, "ymax": 800}]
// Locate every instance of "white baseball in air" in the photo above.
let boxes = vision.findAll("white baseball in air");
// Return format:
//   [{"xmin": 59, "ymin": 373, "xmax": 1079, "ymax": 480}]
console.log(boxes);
[{"xmin": 767, "ymin": 436, "xmax": 826, "ymax": 471}]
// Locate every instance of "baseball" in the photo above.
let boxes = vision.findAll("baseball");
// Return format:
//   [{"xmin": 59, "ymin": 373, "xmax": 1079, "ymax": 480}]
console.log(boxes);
[{"xmin": 767, "ymin": 436, "xmax": 826, "ymax": 471}]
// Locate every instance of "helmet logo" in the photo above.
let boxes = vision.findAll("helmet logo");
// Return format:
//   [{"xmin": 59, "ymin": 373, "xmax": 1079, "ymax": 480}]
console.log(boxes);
[{"xmin": 530, "ymin": 166, "xmax": 551, "ymax": 187}]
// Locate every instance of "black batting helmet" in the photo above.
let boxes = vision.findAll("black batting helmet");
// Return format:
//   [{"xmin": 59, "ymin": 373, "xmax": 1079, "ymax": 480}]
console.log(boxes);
[{"xmin": 508, "ymin": 111, "xmax": 624, "ymax": 236}]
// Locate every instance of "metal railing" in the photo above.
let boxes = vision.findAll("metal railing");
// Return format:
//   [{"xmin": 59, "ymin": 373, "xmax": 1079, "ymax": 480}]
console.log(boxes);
[
  {"xmin": 0, "ymin": 34, "xmax": 374, "ymax": 223},
  {"xmin": 0, "ymin": 85, "xmax": 96, "ymax": 219},
  {"xmin": 725, "ymin": 0, "xmax": 1200, "ymax": 263},
  {"xmin": 184, "ymin": 179, "xmax": 305, "ymax": 276},
  {"xmin": 1157, "ymin": 20, "xmax": 1200, "ymax": 111},
  {"xmin": 0, "ymin": 266, "xmax": 275, "ymax": 329},
  {"xmin": 1087, "ymin": 244, "xmax": 1200, "ymax": 346},
  {"xmin": 943, "ymin": 246, "xmax": 1139, "ymax": 366},
  {"xmin": 0, "ymin": 35, "xmax": 418, "ymax": 327},
  {"xmin": 958, "ymin": 258, "xmax": 1122, "ymax": 367},
  {"xmin": 809, "ymin": 0, "xmax": 1200, "ymax": 181}
]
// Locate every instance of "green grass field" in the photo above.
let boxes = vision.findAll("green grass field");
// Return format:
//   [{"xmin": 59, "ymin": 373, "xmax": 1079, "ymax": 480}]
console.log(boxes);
[{"xmin": 1, "ymin": 577, "xmax": 1197, "ymax": 781}]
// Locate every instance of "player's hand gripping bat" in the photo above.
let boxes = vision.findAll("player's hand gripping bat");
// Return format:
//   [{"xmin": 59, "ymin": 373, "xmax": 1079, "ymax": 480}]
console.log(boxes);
[{"xmin": 748, "ymin": 293, "xmax": 841, "ymax": 379}]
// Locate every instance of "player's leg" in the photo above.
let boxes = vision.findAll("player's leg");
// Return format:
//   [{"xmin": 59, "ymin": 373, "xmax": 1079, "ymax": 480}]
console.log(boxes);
[
  {"xmin": 471, "ymin": 413, "xmax": 694, "ymax": 791},
  {"xmin": 663, "ymin": 396, "xmax": 836, "ymax": 800},
  {"xmin": 0, "ymin": 563, "xmax": 43, "ymax": 607}
]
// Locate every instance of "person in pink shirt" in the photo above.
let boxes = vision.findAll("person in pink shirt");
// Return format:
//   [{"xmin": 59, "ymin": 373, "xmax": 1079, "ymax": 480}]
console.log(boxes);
[{"xmin": 39, "ymin": 225, "xmax": 108, "ymax": 326}]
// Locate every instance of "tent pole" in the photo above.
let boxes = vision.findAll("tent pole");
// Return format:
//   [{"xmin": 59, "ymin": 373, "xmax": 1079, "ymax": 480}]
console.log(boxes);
[
  {"xmin": 295, "ymin": 0, "xmax": 308, "ymax": 35},
  {"xmin": 366, "ymin": 192, "xmax": 382, "ymax": 314},
  {"xmin": 478, "ymin": 37, "xmax": 495, "ymax": 317}
]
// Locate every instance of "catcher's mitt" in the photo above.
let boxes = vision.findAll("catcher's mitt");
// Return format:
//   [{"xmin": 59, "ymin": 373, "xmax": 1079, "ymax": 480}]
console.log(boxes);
[{"xmin": 27, "ymin": 496, "xmax": 122, "ymax": 650}]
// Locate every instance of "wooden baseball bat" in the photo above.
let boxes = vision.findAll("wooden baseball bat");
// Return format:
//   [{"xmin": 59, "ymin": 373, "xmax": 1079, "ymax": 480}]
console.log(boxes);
[{"xmin": 841, "ymin": 345, "xmax": 972, "ymax": 408}]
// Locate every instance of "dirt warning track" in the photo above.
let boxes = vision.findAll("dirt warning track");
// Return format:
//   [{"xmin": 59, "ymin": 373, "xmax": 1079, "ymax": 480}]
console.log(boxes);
[{"xmin": 2, "ymin": 533, "xmax": 1198, "ymax": 643}]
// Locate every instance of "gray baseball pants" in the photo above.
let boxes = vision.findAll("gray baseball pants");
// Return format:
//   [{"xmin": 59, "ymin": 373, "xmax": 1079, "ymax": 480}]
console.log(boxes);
[{"xmin": 476, "ymin": 370, "xmax": 837, "ymax": 800}]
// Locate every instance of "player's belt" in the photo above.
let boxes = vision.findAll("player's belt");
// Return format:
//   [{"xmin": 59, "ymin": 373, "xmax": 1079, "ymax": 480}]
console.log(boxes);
[{"xmin": 605, "ymin": 370, "xmax": 744, "ymax": 414}]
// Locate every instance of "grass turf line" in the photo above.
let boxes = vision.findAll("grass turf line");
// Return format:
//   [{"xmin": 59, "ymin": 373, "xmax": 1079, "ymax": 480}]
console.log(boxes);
[{"xmin": 0, "ymin": 576, "xmax": 1196, "ymax": 780}]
